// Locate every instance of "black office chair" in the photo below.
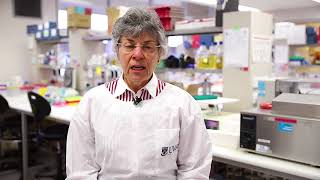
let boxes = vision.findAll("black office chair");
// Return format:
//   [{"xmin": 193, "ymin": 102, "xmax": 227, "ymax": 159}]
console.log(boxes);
[
  {"xmin": 27, "ymin": 92, "xmax": 68, "ymax": 180},
  {"xmin": 0, "ymin": 94, "xmax": 23, "ymax": 176}
]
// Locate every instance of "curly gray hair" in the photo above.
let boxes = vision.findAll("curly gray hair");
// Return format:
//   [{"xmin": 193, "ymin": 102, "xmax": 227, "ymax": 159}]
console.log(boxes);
[{"xmin": 111, "ymin": 7, "xmax": 167, "ymax": 57}]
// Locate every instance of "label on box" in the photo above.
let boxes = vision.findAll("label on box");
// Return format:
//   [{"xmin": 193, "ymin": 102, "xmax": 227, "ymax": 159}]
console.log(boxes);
[
  {"xmin": 256, "ymin": 144, "xmax": 272, "ymax": 154},
  {"xmin": 278, "ymin": 122, "xmax": 293, "ymax": 133},
  {"xmin": 43, "ymin": 30, "xmax": 49, "ymax": 38},
  {"xmin": 44, "ymin": 22, "xmax": 50, "ymax": 29},
  {"xmin": 257, "ymin": 138, "xmax": 271, "ymax": 144},
  {"xmin": 38, "ymin": 24, "xmax": 43, "ymax": 30},
  {"xmin": 36, "ymin": 32, "xmax": 42, "ymax": 39},
  {"xmin": 50, "ymin": 29, "xmax": 57, "ymax": 37},
  {"xmin": 59, "ymin": 29, "xmax": 68, "ymax": 37}
]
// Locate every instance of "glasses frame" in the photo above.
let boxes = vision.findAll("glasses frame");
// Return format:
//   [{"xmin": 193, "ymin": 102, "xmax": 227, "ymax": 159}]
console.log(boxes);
[{"xmin": 117, "ymin": 42, "xmax": 161, "ymax": 55}]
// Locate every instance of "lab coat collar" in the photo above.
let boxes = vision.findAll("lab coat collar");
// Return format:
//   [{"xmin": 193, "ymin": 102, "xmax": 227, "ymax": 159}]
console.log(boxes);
[{"xmin": 112, "ymin": 73, "xmax": 159, "ymax": 98}]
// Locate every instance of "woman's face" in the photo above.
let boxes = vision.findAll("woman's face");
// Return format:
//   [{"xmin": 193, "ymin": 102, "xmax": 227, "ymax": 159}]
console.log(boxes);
[{"xmin": 117, "ymin": 32, "xmax": 161, "ymax": 90}]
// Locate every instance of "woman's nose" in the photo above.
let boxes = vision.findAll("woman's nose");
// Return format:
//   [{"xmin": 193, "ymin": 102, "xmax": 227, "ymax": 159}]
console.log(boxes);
[{"xmin": 132, "ymin": 46, "xmax": 144, "ymax": 59}]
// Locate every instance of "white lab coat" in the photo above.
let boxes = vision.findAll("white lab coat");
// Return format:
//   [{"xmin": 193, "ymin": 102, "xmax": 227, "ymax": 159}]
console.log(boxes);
[{"xmin": 66, "ymin": 75, "xmax": 212, "ymax": 179}]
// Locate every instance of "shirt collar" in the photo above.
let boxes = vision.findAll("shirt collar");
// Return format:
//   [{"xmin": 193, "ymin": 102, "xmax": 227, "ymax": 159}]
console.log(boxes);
[{"xmin": 112, "ymin": 73, "xmax": 159, "ymax": 98}]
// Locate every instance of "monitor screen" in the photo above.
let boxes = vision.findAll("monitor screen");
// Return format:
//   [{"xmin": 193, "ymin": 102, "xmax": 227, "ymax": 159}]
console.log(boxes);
[{"xmin": 14, "ymin": 0, "xmax": 42, "ymax": 18}]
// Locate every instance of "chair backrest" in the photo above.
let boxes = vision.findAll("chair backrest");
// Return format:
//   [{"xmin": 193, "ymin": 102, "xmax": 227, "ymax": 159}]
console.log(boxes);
[
  {"xmin": 0, "ymin": 94, "xmax": 10, "ymax": 114},
  {"xmin": 27, "ymin": 92, "xmax": 51, "ymax": 123}
]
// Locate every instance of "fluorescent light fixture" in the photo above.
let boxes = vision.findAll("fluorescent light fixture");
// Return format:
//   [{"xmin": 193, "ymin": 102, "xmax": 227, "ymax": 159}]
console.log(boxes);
[
  {"xmin": 58, "ymin": 10, "xmax": 68, "ymax": 29},
  {"xmin": 91, "ymin": 14, "xmax": 108, "ymax": 32},
  {"xmin": 184, "ymin": 0, "xmax": 260, "ymax": 11},
  {"xmin": 102, "ymin": 40, "xmax": 109, "ymax": 45},
  {"xmin": 239, "ymin": 5, "xmax": 261, "ymax": 12},
  {"xmin": 312, "ymin": 0, "xmax": 320, "ymax": 3},
  {"xmin": 60, "ymin": 0, "xmax": 93, "ymax": 6},
  {"xmin": 185, "ymin": 0, "xmax": 216, "ymax": 6},
  {"xmin": 168, "ymin": 36, "xmax": 183, "ymax": 47}
]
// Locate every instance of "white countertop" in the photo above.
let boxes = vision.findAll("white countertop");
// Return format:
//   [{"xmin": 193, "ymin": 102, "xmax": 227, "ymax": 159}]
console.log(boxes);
[
  {"xmin": 213, "ymin": 145, "xmax": 320, "ymax": 179},
  {"xmin": 3, "ymin": 93, "xmax": 320, "ymax": 178},
  {"xmin": 4, "ymin": 93, "xmax": 74, "ymax": 124},
  {"xmin": 197, "ymin": 97, "xmax": 239, "ymax": 106}
]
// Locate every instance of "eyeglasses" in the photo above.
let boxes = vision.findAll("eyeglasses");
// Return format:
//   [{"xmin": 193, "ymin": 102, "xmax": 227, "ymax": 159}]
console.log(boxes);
[{"xmin": 117, "ymin": 43, "xmax": 161, "ymax": 54}]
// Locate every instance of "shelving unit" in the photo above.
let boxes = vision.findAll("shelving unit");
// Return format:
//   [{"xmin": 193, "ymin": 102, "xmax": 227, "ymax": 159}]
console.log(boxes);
[
  {"xmin": 156, "ymin": 68, "xmax": 222, "ymax": 74},
  {"xmin": 286, "ymin": 41, "xmax": 320, "ymax": 75},
  {"xmin": 75, "ymin": 26, "xmax": 224, "ymax": 92},
  {"xmin": 36, "ymin": 38, "xmax": 69, "ymax": 44},
  {"xmin": 30, "ymin": 36, "xmax": 69, "ymax": 83},
  {"xmin": 165, "ymin": 27, "xmax": 222, "ymax": 36},
  {"xmin": 82, "ymin": 34, "xmax": 112, "ymax": 41}
]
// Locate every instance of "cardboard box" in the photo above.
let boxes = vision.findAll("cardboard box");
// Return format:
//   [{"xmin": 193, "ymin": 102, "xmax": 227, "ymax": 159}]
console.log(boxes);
[
  {"xmin": 67, "ymin": 7, "xmax": 76, "ymax": 15},
  {"xmin": 85, "ymin": 8, "xmax": 92, "ymax": 15},
  {"xmin": 67, "ymin": 6, "xmax": 92, "ymax": 15},
  {"xmin": 106, "ymin": 6, "xmax": 128, "ymax": 34},
  {"xmin": 68, "ymin": 14, "xmax": 91, "ymax": 28}
]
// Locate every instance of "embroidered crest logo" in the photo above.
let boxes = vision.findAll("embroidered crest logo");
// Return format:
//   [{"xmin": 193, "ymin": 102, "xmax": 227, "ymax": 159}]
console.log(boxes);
[
  {"xmin": 161, "ymin": 147, "xmax": 168, "ymax": 156},
  {"xmin": 161, "ymin": 144, "xmax": 178, "ymax": 156}
]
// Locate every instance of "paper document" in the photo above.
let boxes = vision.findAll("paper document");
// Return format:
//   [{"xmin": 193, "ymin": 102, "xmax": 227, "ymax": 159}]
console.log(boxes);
[
  {"xmin": 252, "ymin": 35, "xmax": 272, "ymax": 64},
  {"xmin": 224, "ymin": 28, "xmax": 249, "ymax": 68},
  {"xmin": 274, "ymin": 45, "xmax": 289, "ymax": 64}
]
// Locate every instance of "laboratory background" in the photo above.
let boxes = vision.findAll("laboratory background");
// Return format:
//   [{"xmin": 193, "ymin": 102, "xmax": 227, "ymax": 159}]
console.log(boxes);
[{"xmin": 1, "ymin": 0, "xmax": 320, "ymax": 179}]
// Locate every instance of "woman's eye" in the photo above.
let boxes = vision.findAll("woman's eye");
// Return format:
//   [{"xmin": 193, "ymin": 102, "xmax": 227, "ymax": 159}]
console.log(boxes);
[
  {"xmin": 143, "ymin": 45, "xmax": 152, "ymax": 50},
  {"xmin": 125, "ymin": 45, "xmax": 135, "ymax": 49}
]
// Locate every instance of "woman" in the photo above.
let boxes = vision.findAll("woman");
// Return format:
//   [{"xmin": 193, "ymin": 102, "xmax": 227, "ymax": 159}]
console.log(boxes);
[{"xmin": 66, "ymin": 7, "xmax": 212, "ymax": 179}]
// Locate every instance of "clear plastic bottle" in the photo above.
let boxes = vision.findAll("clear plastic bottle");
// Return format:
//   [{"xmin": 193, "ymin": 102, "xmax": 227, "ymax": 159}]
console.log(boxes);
[
  {"xmin": 195, "ymin": 43, "xmax": 209, "ymax": 69},
  {"xmin": 202, "ymin": 78, "xmax": 211, "ymax": 95}
]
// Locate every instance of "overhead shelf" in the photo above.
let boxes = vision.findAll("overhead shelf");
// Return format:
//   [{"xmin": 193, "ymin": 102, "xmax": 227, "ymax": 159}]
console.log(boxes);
[
  {"xmin": 290, "ymin": 43, "xmax": 320, "ymax": 47},
  {"xmin": 36, "ymin": 38, "xmax": 68, "ymax": 44},
  {"xmin": 82, "ymin": 27, "xmax": 223, "ymax": 41},
  {"xmin": 165, "ymin": 27, "xmax": 223, "ymax": 36},
  {"xmin": 82, "ymin": 34, "xmax": 112, "ymax": 41},
  {"xmin": 36, "ymin": 64, "xmax": 56, "ymax": 70},
  {"xmin": 156, "ymin": 68, "xmax": 222, "ymax": 74},
  {"xmin": 294, "ymin": 65, "xmax": 320, "ymax": 73}
]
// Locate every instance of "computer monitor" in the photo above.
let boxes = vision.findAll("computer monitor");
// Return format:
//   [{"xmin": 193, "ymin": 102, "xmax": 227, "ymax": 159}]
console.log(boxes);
[{"xmin": 14, "ymin": 0, "xmax": 42, "ymax": 18}]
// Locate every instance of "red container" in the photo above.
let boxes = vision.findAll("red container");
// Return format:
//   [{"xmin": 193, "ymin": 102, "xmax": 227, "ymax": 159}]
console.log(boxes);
[
  {"xmin": 160, "ymin": 17, "xmax": 174, "ymax": 31},
  {"xmin": 259, "ymin": 102, "xmax": 272, "ymax": 110},
  {"xmin": 154, "ymin": 6, "xmax": 184, "ymax": 18},
  {"xmin": 160, "ymin": 17, "xmax": 184, "ymax": 31},
  {"xmin": 85, "ymin": 8, "xmax": 92, "ymax": 15}
]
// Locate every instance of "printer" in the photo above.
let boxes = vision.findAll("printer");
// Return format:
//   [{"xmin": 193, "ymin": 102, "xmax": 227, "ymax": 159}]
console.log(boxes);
[{"xmin": 240, "ymin": 93, "xmax": 320, "ymax": 166}]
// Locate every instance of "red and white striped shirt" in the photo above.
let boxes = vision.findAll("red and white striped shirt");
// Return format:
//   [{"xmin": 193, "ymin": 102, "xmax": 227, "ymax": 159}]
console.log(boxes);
[{"xmin": 105, "ymin": 73, "xmax": 166, "ymax": 102}]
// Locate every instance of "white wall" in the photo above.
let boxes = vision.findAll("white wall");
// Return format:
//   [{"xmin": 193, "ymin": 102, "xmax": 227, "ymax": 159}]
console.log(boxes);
[
  {"xmin": 0, "ymin": 0, "xmax": 57, "ymax": 83},
  {"xmin": 269, "ymin": 5, "xmax": 320, "ymax": 23}
]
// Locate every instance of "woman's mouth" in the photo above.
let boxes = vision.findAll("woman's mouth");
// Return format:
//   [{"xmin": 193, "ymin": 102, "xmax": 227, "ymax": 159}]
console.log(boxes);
[{"xmin": 130, "ymin": 65, "xmax": 145, "ymax": 70}]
